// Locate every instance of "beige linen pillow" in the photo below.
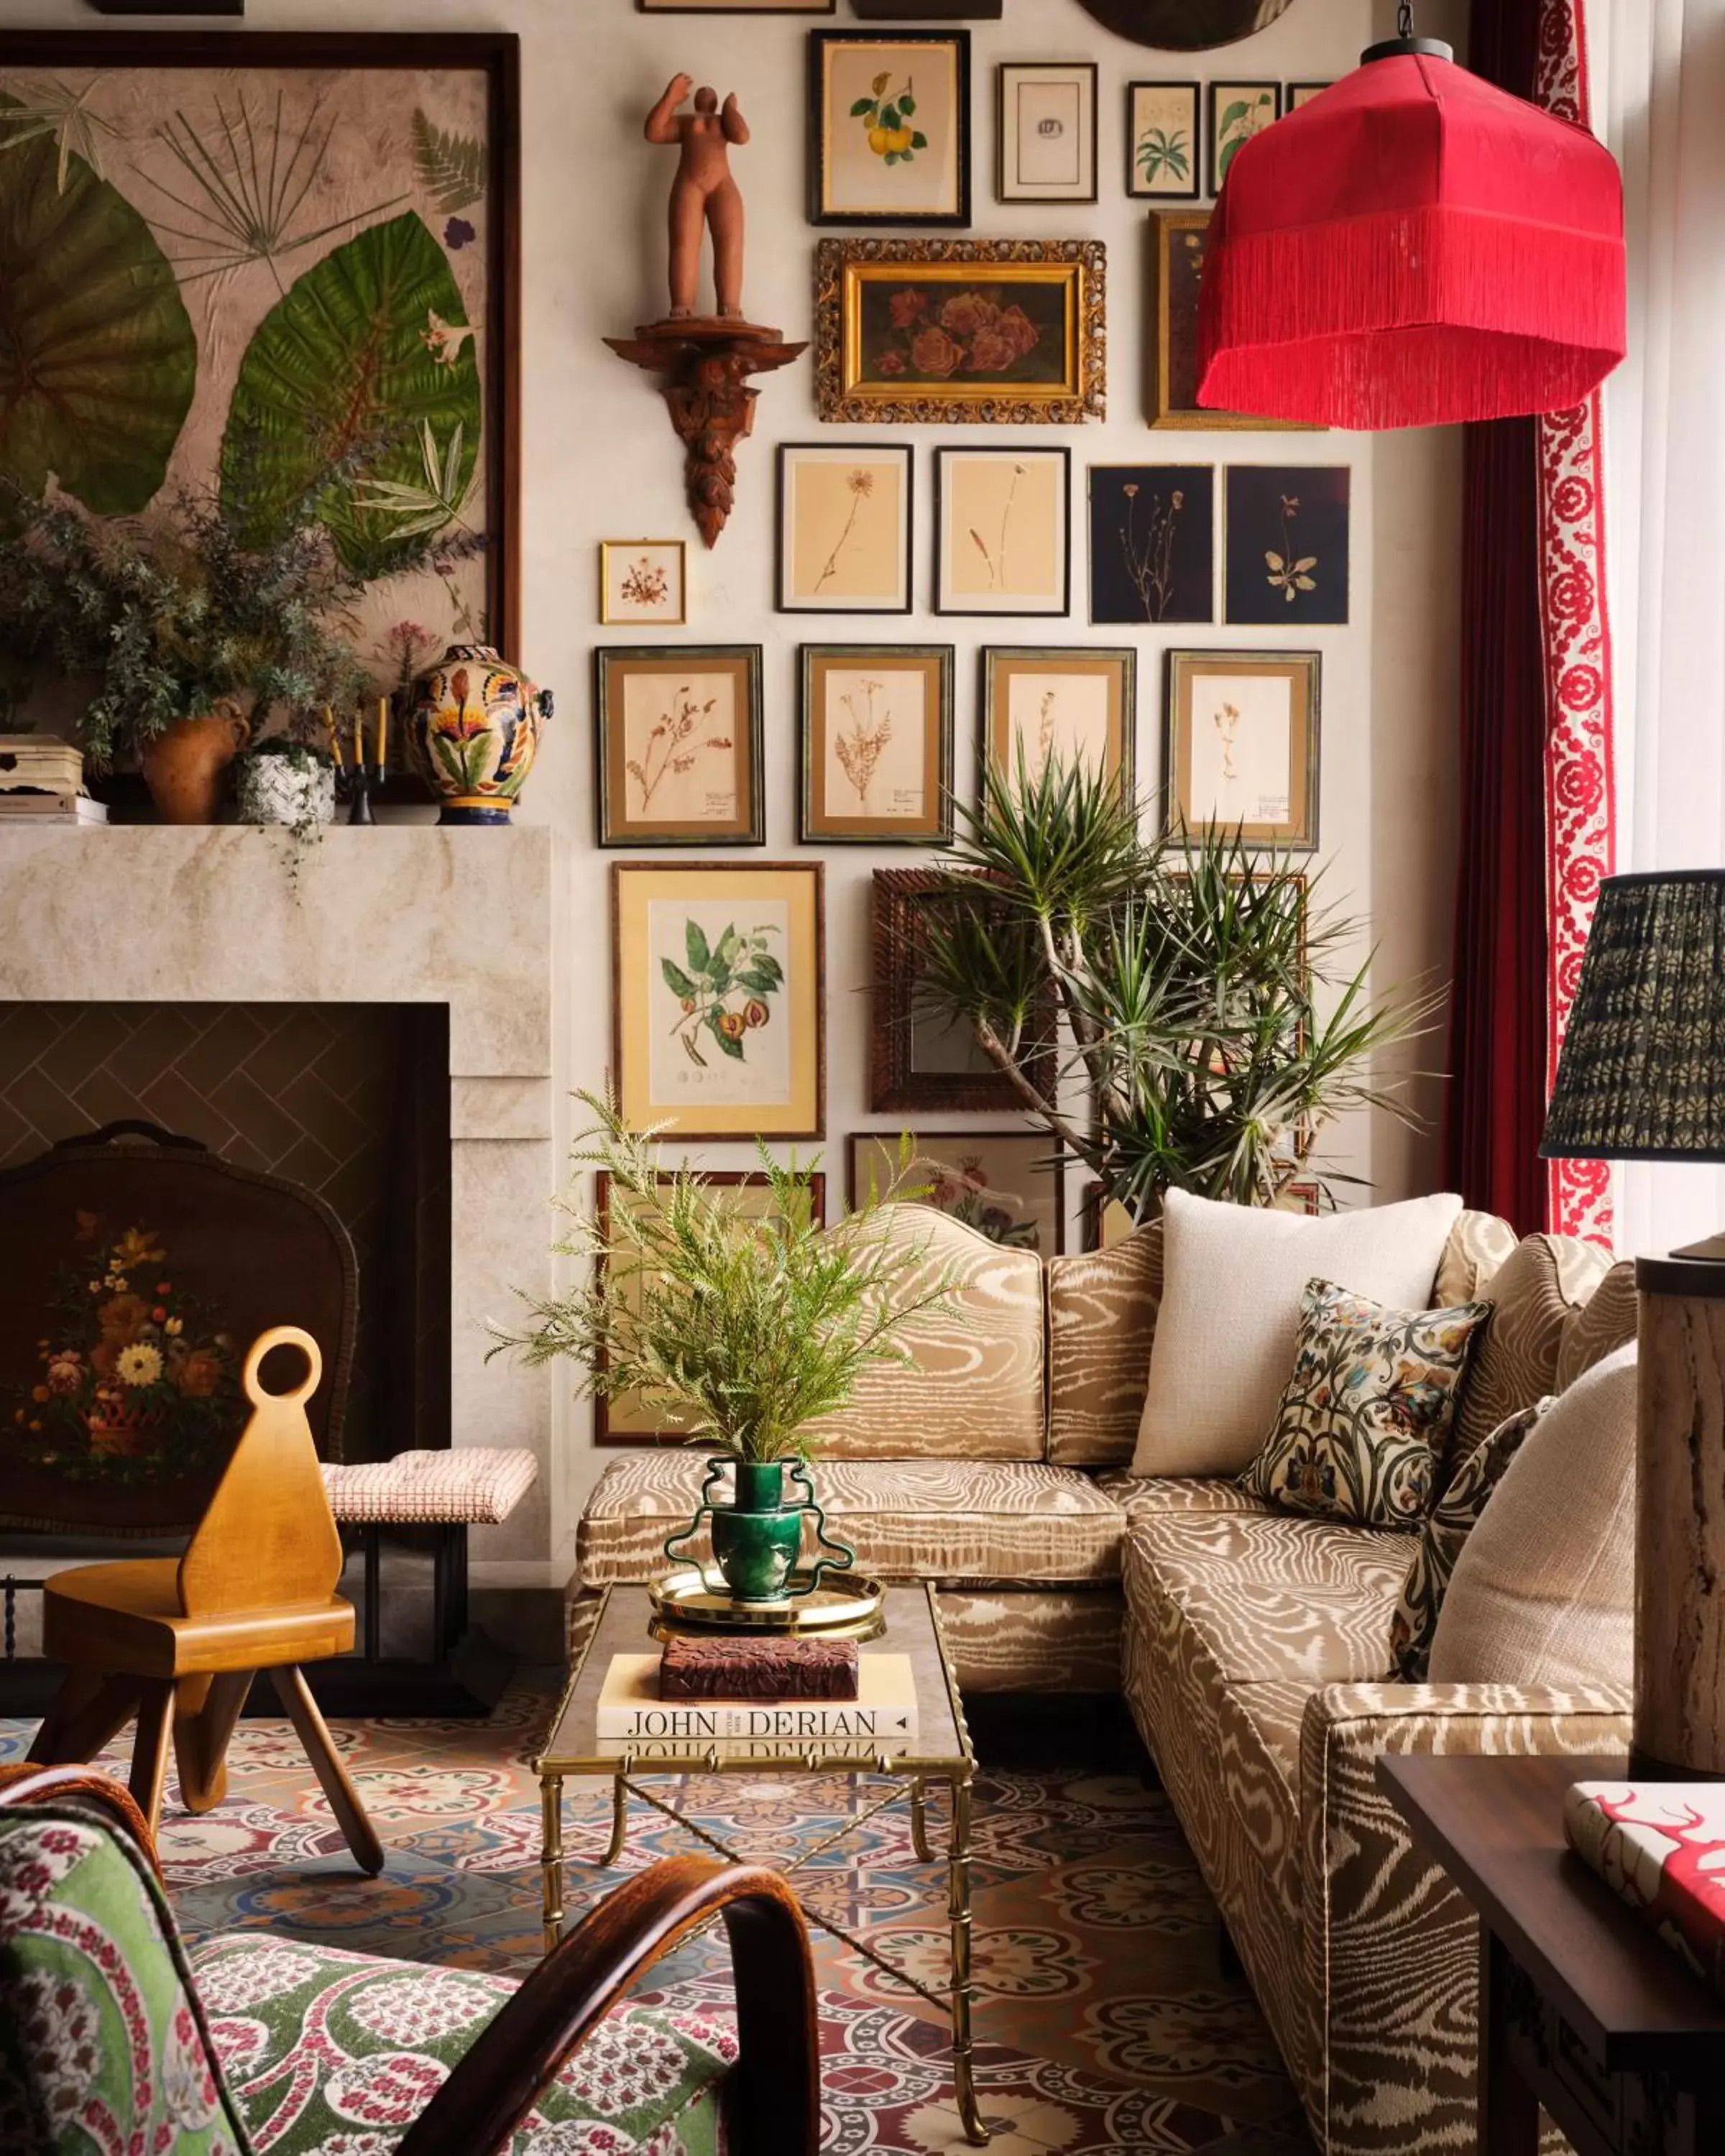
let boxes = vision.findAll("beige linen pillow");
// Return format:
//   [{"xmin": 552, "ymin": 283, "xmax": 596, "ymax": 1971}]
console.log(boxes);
[
  {"xmin": 1131, "ymin": 1188, "xmax": 1464, "ymax": 1478},
  {"xmin": 1427, "ymin": 1342, "xmax": 1637, "ymax": 1691}
]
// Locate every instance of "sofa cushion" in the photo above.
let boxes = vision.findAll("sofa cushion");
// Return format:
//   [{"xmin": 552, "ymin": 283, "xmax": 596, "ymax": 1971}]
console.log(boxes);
[
  {"xmin": 1132, "ymin": 1189, "xmax": 1465, "ymax": 1478},
  {"xmin": 190, "ymin": 1931, "xmax": 735, "ymax": 2154},
  {"xmin": 1123, "ymin": 1511, "xmax": 1420, "ymax": 1689},
  {"xmin": 577, "ymin": 1454, "xmax": 1128, "ymax": 1587},
  {"xmin": 1046, "ymin": 1222, "xmax": 1162, "ymax": 1467},
  {"xmin": 1430, "ymin": 1343, "xmax": 1637, "ymax": 1691},
  {"xmin": 804, "ymin": 1206, "xmax": 1046, "ymax": 1460},
  {"xmin": 1432, "ymin": 1207, "xmax": 1521, "ymax": 1304},
  {"xmin": 1444, "ymin": 1233, "xmax": 1611, "ymax": 1481},
  {"xmin": 1238, "ymin": 1279, "xmax": 1489, "ymax": 1527},
  {"xmin": 1093, "ymin": 1469, "xmax": 1269, "ymax": 1521},
  {"xmin": 1555, "ymin": 1259, "xmax": 1639, "ymax": 1391}
]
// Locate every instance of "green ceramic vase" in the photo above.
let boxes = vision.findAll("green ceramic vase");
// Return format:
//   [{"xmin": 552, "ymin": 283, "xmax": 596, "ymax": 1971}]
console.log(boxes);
[{"xmin": 662, "ymin": 1454, "xmax": 858, "ymax": 1605}]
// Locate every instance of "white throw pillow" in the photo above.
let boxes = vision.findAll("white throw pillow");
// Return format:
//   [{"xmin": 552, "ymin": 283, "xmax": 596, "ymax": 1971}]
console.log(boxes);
[
  {"xmin": 1131, "ymin": 1188, "xmax": 1464, "ymax": 1477},
  {"xmin": 1427, "ymin": 1342, "xmax": 1637, "ymax": 1692}
]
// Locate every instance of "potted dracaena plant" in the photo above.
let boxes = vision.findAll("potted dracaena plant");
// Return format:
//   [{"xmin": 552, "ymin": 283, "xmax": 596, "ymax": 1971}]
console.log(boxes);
[
  {"xmin": 488, "ymin": 1093, "xmax": 958, "ymax": 1603},
  {"xmin": 907, "ymin": 751, "xmax": 1440, "ymax": 1225}
]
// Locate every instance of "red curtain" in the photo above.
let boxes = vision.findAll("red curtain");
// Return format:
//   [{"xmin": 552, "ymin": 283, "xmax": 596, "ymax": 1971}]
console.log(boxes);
[{"xmin": 1443, "ymin": 0, "xmax": 1548, "ymax": 1233}]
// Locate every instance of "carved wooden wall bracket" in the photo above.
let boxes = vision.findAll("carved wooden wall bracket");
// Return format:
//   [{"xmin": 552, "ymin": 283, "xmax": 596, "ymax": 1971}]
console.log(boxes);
[{"xmin": 604, "ymin": 319, "xmax": 808, "ymax": 548}]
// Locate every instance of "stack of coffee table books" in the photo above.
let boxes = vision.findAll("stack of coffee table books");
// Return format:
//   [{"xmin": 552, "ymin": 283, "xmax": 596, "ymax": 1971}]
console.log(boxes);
[{"xmin": 0, "ymin": 736, "xmax": 106, "ymax": 825}]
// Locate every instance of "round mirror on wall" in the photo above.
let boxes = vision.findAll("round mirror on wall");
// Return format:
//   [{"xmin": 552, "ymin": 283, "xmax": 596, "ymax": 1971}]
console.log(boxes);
[{"xmin": 1072, "ymin": 0, "xmax": 1295, "ymax": 49}]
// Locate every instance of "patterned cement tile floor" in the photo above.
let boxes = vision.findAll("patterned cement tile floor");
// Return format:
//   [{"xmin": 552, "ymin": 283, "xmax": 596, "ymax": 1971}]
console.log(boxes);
[{"xmin": 1, "ymin": 1679, "xmax": 1315, "ymax": 2155}]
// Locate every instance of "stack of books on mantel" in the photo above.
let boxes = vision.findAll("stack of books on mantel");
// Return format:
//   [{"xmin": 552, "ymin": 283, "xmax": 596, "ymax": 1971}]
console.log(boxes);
[
  {"xmin": 0, "ymin": 736, "xmax": 106, "ymax": 825},
  {"xmin": 597, "ymin": 1633, "xmax": 917, "ymax": 1760}
]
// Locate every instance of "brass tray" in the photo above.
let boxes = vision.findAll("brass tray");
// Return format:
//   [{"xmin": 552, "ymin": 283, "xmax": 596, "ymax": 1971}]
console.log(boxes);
[{"xmin": 648, "ymin": 1565, "xmax": 886, "ymax": 1641}]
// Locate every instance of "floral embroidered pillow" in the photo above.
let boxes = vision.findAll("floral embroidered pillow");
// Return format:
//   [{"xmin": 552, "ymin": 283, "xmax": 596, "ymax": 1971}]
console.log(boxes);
[
  {"xmin": 1238, "ymin": 1278, "xmax": 1491, "ymax": 1527},
  {"xmin": 1388, "ymin": 1396, "xmax": 1555, "ymax": 1680}
]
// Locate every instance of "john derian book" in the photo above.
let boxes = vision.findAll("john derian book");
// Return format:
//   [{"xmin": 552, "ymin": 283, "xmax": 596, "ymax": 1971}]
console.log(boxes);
[{"xmin": 597, "ymin": 1651, "xmax": 917, "ymax": 1743}]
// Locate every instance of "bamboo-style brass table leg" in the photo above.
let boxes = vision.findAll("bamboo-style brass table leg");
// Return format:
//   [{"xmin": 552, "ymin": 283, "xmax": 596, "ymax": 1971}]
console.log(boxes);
[
  {"xmin": 911, "ymin": 1775, "xmax": 934, "ymax": 1862},
  {"xmin": 540, "ymin": 1772, "xmax": 564, "ymax": 1955},
  {"xmin": 602, "ymin": 1773, "xmax": 629, "ymax": 1866},
  {"xmin": 949, "ymin": 1774, "xmax": 989, "ymax": 2145}
]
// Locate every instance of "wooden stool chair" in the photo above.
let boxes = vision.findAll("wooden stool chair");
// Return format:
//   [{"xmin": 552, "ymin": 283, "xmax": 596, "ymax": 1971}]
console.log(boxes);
[{"xmin": 29, "ymin": 1325, "xmax": 383, "ymax": 1875}]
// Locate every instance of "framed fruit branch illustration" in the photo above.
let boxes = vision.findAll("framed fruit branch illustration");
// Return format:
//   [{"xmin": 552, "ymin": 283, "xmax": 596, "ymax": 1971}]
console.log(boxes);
[{"xmin": 0, "ymin": 31, "xmax": 522, "ymax": 687}]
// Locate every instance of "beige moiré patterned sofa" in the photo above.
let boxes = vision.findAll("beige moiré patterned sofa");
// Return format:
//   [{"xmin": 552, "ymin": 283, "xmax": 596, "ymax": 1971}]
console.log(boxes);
[{"xmin": 571, "ymin": 1203, "xmax": 1639, "ymax": 2156}]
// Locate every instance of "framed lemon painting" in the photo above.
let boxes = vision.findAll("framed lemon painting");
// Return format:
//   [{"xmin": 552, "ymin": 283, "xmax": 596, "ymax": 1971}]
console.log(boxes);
[{"xmin": 808, "ymin": 30, "xmax": 971, "ymax": 226}]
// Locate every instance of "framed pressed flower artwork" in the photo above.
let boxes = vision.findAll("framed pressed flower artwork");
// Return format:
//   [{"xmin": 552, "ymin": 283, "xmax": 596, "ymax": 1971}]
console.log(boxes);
[
  {"xmin": 935, "ymin": 446, "xmax": 1070, "ymax": 616},
  {"xmin": 1146, "ymin": 211, "xmax": 1297, "ymax": 432},
  {"xmin": 613, "ymin": 861, "xmax": 825, "ymax": 1141},
  {"xmin": 1087, "ymin": 464, "xmax": 1214, "ymax": 624},
  {"xmin": 1224, "ymin": 466, "xmax": 1351, "ymax": 625},
  {"xmin": 594, "ymin": 646, "xmax": 764, "ymax": 848},
  {"xmin": 1207, "ymin": 80, "xmax": 1279, "ymax": 195},
  {"xmin": 776, "ymin": 443, "xmax": 914, "ymax": 614},
  {"xmin": 599, "ymin": 540, "xmax": 686, "ymax": 627},
  {"xmin": 980, "ymin": 646, "xmax": 1136, "ymax": 797},
  {"xmin": 1127, "ymin": 81, "xmax": 1200, "ymax": 200},
  {"xmin": 849, "ymin": 1131, "xmax": 1065, "ymax": 1257},
  {"xmin": 816, "ymin": 237, "xmax": 1105, "ymax": 425},
  {"xmin": 800, "ymin": 644, "xmax": 954, "ymax": 844},
  {"xmin": 1164, "ymin": 649, "xmax": 1321, "ymax": 851},
  {"xmin": 808, "ymin": 30, "xmax": 970, "ymax": 226},
  {"xmin": 997, "ymin": 62, "xmax": 1098, "ymax": 205}
]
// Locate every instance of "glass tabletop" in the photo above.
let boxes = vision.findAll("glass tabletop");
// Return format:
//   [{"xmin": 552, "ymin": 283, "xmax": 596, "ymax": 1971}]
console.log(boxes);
[{"xmin": 538, "ymin": 1582, "xmax": 970, "ymax": 1774}]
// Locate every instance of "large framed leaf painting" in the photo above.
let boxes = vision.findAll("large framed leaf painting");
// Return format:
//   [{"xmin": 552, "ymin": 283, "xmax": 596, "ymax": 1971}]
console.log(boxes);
[{"xmin": 0, "ymin": 31, "xmax": 521, "ymax": 676}]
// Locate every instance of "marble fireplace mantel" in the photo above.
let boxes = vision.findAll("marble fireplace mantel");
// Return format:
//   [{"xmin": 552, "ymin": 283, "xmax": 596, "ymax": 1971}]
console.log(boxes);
[{"xmin": 0, "ymin": 826, "xmax": 558, "ymax": 1577}]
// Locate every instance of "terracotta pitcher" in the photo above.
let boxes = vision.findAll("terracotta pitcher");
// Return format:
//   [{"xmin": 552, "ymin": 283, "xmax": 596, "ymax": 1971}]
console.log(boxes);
[{"xmin": 141, "ymin": 703, "xmax": 250, "ymax": 825}]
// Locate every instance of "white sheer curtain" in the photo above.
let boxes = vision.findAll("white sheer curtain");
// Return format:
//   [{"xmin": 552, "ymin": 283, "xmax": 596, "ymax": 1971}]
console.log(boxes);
[{"xmin": 1601, "ymin": 0, "xmax": 1725, "ymax": 1256}]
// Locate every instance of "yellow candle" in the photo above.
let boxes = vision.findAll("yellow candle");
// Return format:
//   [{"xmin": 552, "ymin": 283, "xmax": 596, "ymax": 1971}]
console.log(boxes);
[
  {"xmin": 377, "ymin": 695, "xmax": 389, "ymax": 773},
  {"xmin": 352, "ymin": 706, "xmax": 364, "ymax": 766},
  {"xmin": 323, "ymin": 705, "xmax": 344, "ymax": 770}
]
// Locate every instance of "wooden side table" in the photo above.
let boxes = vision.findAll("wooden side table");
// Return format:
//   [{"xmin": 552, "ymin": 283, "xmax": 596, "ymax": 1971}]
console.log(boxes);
[{"xmin": 1380, "ymin": 1754, "xmax": 1725, "ymax": 2155}]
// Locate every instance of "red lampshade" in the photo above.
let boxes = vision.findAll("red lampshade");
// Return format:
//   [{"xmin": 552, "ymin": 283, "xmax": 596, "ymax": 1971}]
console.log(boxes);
[{"xmin": 1196, "ymin": 50, "xmax": 1627, "ymax": 430}]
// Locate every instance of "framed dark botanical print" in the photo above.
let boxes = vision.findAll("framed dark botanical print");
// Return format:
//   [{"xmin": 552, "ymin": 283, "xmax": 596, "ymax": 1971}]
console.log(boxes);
[
  {"xmin": 1087, "ymin": 464, "xmax": 1214, "ymax": 624},
  {"xmin": 809, "ymin": 30, "xmax": 970, "ymax": 226},
  {"xmin": 594, "ymin": 647, "xmax": 764, "ymax": 847},
  {"xmin": 1224, "ymin": 466, "xmax": 1351, "ymax": 626},
  {"xmin": 800, "ymin": 644, "xmax": 954, "ymax": 844},
  {"xmin": 0, "ymin": 31, "xmax": 522, "ymax": 677},
  {"xmin": 869, "ymin": 867, "xmax": 1054, "ymax": 1112}
]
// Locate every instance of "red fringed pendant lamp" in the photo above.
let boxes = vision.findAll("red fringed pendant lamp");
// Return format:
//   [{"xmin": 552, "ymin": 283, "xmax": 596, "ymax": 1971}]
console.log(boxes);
[{"xmin": 1196, "ymin": 7, "xmax": 1627, "ymax": 430}]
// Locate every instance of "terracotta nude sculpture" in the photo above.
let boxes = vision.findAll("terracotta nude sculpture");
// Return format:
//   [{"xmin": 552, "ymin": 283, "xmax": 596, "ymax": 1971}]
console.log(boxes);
[{"xmin": 645, "ymin": 74, "xmax": 749, "ymax": 322}]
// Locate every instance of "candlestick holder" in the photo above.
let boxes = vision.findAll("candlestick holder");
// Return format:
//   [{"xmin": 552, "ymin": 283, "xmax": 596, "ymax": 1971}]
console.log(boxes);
[{"xmin": 341, "ymin": 762, "xmax": 383, "ymax": 826}]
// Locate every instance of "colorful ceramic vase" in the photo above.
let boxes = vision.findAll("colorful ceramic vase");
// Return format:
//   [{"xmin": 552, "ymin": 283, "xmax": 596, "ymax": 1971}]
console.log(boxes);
[
  {"xmin": 663, "ymin": 1457, "xmax": 857, "ymax": 1605},
  {"xmin": 403, "ymin": 642, "xmax": 552, "ymax": 826}
]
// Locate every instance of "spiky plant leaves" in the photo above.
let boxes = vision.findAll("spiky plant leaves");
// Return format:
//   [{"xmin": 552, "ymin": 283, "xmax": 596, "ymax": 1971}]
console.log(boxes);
[{"xmin": 410, "ymin": 108, "xmax": 487, "ymax": 216}]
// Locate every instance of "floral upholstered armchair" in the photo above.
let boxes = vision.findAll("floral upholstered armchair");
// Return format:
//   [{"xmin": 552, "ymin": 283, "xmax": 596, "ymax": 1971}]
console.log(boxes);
[{"xmin": 0, "ymin": 1765, "xmax": 818, "ymax": 2155}]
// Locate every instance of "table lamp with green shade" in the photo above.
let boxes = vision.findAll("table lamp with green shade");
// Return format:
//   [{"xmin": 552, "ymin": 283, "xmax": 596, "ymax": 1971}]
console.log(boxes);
[{"xmin": 1540, "ymin": 865, "xmax": 1725, "ymax": 1772}]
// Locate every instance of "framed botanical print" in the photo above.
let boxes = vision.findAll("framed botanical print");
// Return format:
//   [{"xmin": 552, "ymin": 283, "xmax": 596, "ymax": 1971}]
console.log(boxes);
[
  {"xmin": 599, "ymin": 540, "xmax": 686, "ymax": 627},
  {"xmin": 800, "ymin": 645, "xmax": 954, "ymax": 844},
  {"xmin": 594, "ymin": 1171, "xmax": 827, "ymax": 1446},
  {"xmin": 1286, "ymin": 81, "xmax": 1333, "ymax": 111},
  {"xmin": 613, "ymin": 862, "xmax": 825, "ymax": 1141},
  {"xmin": 1208, "ymin": 80, "xmax": 1279, "ymax": 194},
  {"xmin": 0, "ymin": 31, "xmax": 521, "ymax": 688},
  {"xmin": 1127, "ymin": 80, "xmax": 1200, "ymax": 199},
  {"xmin": 1147, "ymin": 211, "xmax": 1293, "ymax": 432},
  {"xmin": 981, "ymin": 647, "xmax": 1136, "ymax": 796},
  {"xmin": 997, "ymin": 62, "xmax": 1098, "ymax": 205},
  {"xmin": 934, "ymin": 446, "xmax": 1070, "ymax": 616},
  {"xmin": 1224, "ymin": 466, "xmax": 1351, "ymax": 626},
  {"xmin": 870, "ymin": 867, "xmax": 1055, "ymax": 1112},
  {"xmin": 594, "ymin": 647, "xmax": 764, "ymax": 847},
  {"xmin": 776, "ymin": 443, "xmax": 913, "ymax": 614},
  {"xmin": 808, "ymin": 30, "xmax": 970, "ymax": 226},
  {"xmin": 816, "ymin": 237, "xmax": 1105, "ymax": 425},
  {"xmin": 849, "ymin": 1131, "xmax": 1065, "ymax": 1256},
  {"xmin": 1164, "ymin": 649, "xmax": 1321, "ymax": 851},
  {"xmin": 1087, "ymin": 464, "xmax": 1214, "ymax": 625}
]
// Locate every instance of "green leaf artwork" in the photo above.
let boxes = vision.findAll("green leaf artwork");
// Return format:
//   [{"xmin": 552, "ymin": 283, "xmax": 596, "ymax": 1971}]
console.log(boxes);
[
  {"xmin": 1136, "ymin": 127, "xmax": 1190, "ymax": 183},
  {"xmin": 219, "ymin": 210, "xmax": 480, "ymax": 581},
  {"xmin": 411, "ymin": 107, "xmax": 486, "ymax": 216},
  {"xmin": 667, "ymin": 918, "xmax": 781, "ymax": 1071},
  {"xmin": 0, "ymin": 93, "xmax": 196, "ymax": 514}
]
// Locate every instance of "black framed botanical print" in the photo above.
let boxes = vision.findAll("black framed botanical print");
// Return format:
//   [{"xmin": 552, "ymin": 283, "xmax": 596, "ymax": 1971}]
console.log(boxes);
[
  {"xmin": 1207, "ymin": 79, "xmax": 1279, "ymax": 195},
  {"xmin": 934, "ymin": 446, "xmax": 1071, "ymax": 616},
  {"xmin": 800, "ymin": 644, "xmax": 954, "ymax": 844},
  {"xmin": 809, "ymin": 30, "xmax": 971, "ymax": 226},
  {"xmin": 1127, "ymin": 80, "xmax": 1200, "ymax": 199},
  {"xmin": 776, "ymin": 443, "xmax": 914, "ymax": 614},
  {"xmin": 1088, "ymin": 464, "xmax": 1214, "ymax": 624},
  {"xmin": 1224, "ymin": 466, "xmax": 1351, "ymax": 625},
  {"xmin": 996, "ymin": 62, "xmax": 1098, "ymax": 205}
]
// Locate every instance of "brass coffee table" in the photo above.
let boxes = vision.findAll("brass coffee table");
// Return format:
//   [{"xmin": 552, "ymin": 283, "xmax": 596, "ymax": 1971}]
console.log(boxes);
[{"xmin": 535, "ymin": 1580, "xmax": 990, "ymax": 2145}]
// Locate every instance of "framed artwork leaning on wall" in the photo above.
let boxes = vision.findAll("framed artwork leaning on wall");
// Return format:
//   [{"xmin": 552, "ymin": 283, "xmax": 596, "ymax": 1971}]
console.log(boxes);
[
  {"xmin": 594, "ymin": 646, "xmax": 764, "ymax": 847},
  {"xmin": 799, "ymin": 644, "xmax": 954, "ymax": 844}
]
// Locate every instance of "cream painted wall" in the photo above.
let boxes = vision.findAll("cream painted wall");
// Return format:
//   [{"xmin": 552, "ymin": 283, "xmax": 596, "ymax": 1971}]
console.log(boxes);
[{"xmin": 10, "ymin": 0, "xmax": 1464, "ymax": 1588}]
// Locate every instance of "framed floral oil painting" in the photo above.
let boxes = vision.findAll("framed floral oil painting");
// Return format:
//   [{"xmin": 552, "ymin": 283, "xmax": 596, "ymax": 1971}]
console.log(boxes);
[
  {"xmin": 935, "ymin": 446, "xmax": 1070, "ymax": 616},
  {"xmin": 613, "ymin": 862, "xmax": 825, "ymax": 1141},
  {"xmin": 1147, "ymin": 212, "xmax": 1292, "ymax": 432},
  {"xmin": 816, "ymin": 237, "xmax": 1105, "ymax": 425},
  {"xmin": 849, "ymin": 1132, "xmax": 1065, "ymax": 1256},
  {"xmin": 594, "ymin": 647, "xmax": 763, "ymax": 847},
  {"xmin": 809, "ymin": 30, "xmax": 970, "ymax": 226},
  {"xmin": 593, "ymin": 1171, "xmax": 827, "ymax": 1447},
  {"xmin": 776, "ymin": 443, "xmax": 913, "ymax": 614},
  {"xmin": 1164, "ymin": 649, "xmax": 1320, "ymax": 851},
  {"xmin": 1225, "ymin": 466, "xmax": 1351, "ymax": 626},
  {"xmin": 599, "ymin": 540, "xmax": 686, "ymax": 627},
  {"xmin": 997, "ymin": 62, "xmax": 1097, "ymax": 206},
  {"xmin": 1127, "ymin": 81, "xmax": 1200, "ymax": 200},
  {"xmin": 1087, "ymin": 464, "xmax": 1214, "ymax": 624},
  {"xmin": 1207, "ymin": 80, "xmax": 1279, "ymax": 195},
  {"xmin": 0, "ymin": 32, "xmax": 521, "ymax": 703},
  {"xmin": 981, "ymin": 647, "xmax": 1136, "ymax": 796},
  {"xmin": 800, "ymin": 644, "xmax": 954, "ymax": 844}
]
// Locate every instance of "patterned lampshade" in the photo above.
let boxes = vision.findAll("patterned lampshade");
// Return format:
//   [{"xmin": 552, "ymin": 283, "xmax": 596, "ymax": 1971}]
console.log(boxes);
[{"xmin": 1540, "ymin": 870, "xmax": 1725, "ymax": 1162}]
